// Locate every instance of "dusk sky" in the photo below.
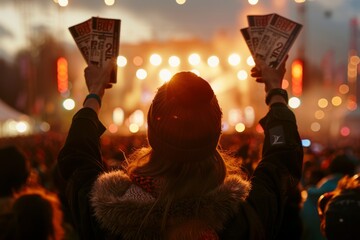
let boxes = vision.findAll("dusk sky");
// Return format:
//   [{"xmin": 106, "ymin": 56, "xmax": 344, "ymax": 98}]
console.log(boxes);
[{"xmin": 0, "ymin": 0, "xmax": 359, "ymax": 66}]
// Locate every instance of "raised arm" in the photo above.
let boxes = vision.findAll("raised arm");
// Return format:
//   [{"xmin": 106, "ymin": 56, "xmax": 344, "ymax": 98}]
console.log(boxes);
[
  {"xmin": 56, "ymin": 60, "xmax": 115, "ymax": 239},
  {"xmin": 248, "ymin": 57, "xmax": 303, "ymax": 238}
]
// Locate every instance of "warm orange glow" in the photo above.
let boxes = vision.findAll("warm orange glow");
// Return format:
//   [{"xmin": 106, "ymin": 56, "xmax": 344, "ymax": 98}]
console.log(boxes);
[
  {"xmin": 291, "ymin": 59, "xmax": 303, "ymax": 96},
  {"xmin": 57, "ymin": 57, "xmax": 68, "ymax": 94}
]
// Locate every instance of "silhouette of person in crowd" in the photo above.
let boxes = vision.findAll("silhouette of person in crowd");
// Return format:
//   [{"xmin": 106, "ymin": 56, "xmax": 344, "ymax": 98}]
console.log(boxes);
[{"xmin": 57, "ymin": 55, "xmax": 303, "ymax": 239}]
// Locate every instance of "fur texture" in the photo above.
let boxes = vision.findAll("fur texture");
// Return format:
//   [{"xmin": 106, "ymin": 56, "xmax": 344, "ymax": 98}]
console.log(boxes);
[{"xmin": 91, "ymin": 170, "xmax": 251, "ymax": 239}]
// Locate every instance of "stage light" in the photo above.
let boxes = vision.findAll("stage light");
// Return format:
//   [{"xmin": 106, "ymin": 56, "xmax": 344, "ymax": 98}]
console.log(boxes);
[
  {"xmin": 58, "ymin": 0, "xmax": 68, "ymax": 7},
  {"xmin": 237, "ymin": 70, "xmax": 248, "ymax": 81},
  {"xmin": 188, "ymin": 53, "xmax": 201, "ymax": 66},
  {"xmin": 235, "ymin": 123, "xmax": 246, "ymax": 133},
  {"xmin": 246, "ymin": 56, "xmax": 255, "ymax": 66},
  {"xmin": 63, "ymin": 98, "xmax": 75, "ymax": 111},
  {"xmin": 57, "ymin": 57, "xmax": 68, "ymax": 94},
  {"xmin": 136, "ymin": 69, "xmax": 147, "ymax": 80},
  {"xmin": 228, "ymin": 53, "xmax": 241, "ymax": 66},
  {"xmin": 159, "ymin": 69, "xmax": 172, "ymax": 82},
  {"xmin": 104, "ymin": 0, "xmax": 115, "ymax": 6},
  {"xmin": 113, "ymin": 107, "xmax": 124, "ymax": 125},
  {"xmin": 289, "ymin": 97, "xmax": 301, "ymax": 109},
  {"xmin": 150, "ymin": 54, "xmax": 162, "ymax": 66},
  {"xmin": 207, "ymin": 55, "xmax": 219, "ymax": 67},
  {"xmin": 117, "ymin": 56, "xmax": 127, "ymax": 67},
  {"xmin": 168, "ymin": 56, "xmax": 180, "ymax": 67},
  {"xmin": 176, "ymin": 0, "xmax": 186, "ymax": 5}
]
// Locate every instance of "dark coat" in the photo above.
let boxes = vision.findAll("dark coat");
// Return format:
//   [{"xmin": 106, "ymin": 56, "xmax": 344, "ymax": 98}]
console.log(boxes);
[{"xmin": 56, "ymin": 103, "xmax": 303, "ymax": 240}]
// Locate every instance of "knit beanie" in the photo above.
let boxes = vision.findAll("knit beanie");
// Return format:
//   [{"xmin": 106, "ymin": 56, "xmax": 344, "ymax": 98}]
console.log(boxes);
[
  {"xmin": 147, "ymin": 71, "xmax": 222, "ymax": 159},
  {"xmin": 0, "ymin": 146, "xmax": 29, "ymax": 197}
]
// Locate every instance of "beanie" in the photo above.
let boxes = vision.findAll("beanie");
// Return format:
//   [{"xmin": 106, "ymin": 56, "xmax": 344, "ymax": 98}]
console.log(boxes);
[
  {"xmin": 0, "ymin": 146, "xmax": 29, "ymax": 197},
  {"xmin": 147, "ymin": 71, "xmax": 222, "ymax": 159}
]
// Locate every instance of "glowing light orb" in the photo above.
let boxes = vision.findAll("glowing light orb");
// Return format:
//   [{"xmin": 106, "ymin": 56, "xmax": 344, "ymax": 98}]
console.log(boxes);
[
  {"xmin": 235, "ymin": 123, "xmax": 246, "ymax": 133},
  {"xmin": 63, "ymin": 98, "xmax": 75, "ymax": 110},
  {"xmin": 117, "ymin": 56, "xmax": 127, "ymax": 67},
  {"xmin": 188, "ymin": 53, "xmax": 201, "ymax": 66},
  {"xmin": 207, "ymin": 56, "xmax": 220, "ymax": 67},
  {"xmin": 159, "ymin": 69, "xmax": 172, "ymax": 82},
  {"xmin": 58, "ymin": 0, "xmax": 68, "ymax": 7},
  {"xmin": 176, "ymin": 0, "xmax": 186, "ymax": 4},
  {"xmin": 318, "ymin": 98, "xmax": 328, "ymax": 108},
  {"xmin": 228, "ymin": 53, "xmax": 241, "ymax": 66},
  {"xmin": 169, "ymin": 56, "xmax": 180, "ymax": 67},
  {"xmin": 150, "ymin": 54, "xmax": 162, "ymax": 66},
  {"xmin": 237, "ymin": 70, "xmax": 248, "ymax": 81},
  {"xmin": 104, "ymin": 0, "xmax": 115, "ymax": 6},
  {"xmin": 129, "ymin": 123, "xmax": 140, "ymax": 133},
  {"xmin": 246, "ymin": 56, "xmax": 255, "ymax": 66},
  {"xmin": 136, "ymin": 69, "xmax": 147, "ymax": 80},
  {"xmin": 311, "ymin": 122, "xmax": 321, "ymax": 132},
  {"xmin": 248, "ymin": 0, "xmax": 258, "ymax": 5},
  {"xmin": 289, "ymin": 97, "xmax": 301, "ymax": 109}
]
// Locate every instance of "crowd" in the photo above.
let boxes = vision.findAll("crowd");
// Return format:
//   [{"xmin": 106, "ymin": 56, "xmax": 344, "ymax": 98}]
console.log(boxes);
[{"xmin": 0, "ymin": 56, "xmax": 359, "ymax": 240}]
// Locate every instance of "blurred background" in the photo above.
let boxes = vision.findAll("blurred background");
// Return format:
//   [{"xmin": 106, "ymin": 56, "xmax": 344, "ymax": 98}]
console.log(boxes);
[{"xmin": 0, "ymin": 0, "xmax": 359, "ymax": 150}]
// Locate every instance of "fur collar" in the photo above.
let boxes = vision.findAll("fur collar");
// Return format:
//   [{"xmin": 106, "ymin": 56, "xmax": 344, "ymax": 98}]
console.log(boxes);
[{"xmin": 91, "ymin": 170, "xmax": 251, "ymax": 239}]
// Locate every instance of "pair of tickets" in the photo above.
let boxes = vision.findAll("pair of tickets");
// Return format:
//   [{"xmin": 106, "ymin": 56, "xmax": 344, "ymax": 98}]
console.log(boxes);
[
  {"xmin": 241, "ymin": 13, "xmax": 302, "ymax": 69},
  {"xmin": 69, "ymin": 17, "xmax": 121, "ymax": 83}
]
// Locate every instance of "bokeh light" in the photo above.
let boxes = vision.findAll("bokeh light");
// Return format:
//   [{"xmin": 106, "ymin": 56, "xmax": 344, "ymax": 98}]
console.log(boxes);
[
  {"xmin": 318, "ymin": 98, "xmax": 328, "ymax": 108},
  {"xmin": 237, "ymin": 70, "xmax": 248, "ymax": 81},
  {"xmin": 207, "ymin": 55, "xmax": 220, "ymax": 67},
  {"xmin": 311, "ymin": 122, "xmax": 321, "ymax": 132},
  {"xmin": 331, "ymin": 96, "xmax": 342, "ymax": 106},
  {"xmin": 289, "ymin": 97, "xmax": 301, "ymax": 109},
  {"xmin": 129, "ymin": 123, "xmax": 140, "ymax": 133},
  {"xmin": 104, "ymin": 0, "xmax": 115, "ymax": 6},
  {"xmin": 314, "ymin": 110, "xmax": 325, "ymax": 120},
  {"xmin": 340, "ymin": 126, "xmax": 350, "ymax": 137},
  {"xmin": 58, "ymin": 0, "xmax": 68, "ymax": 7},
  {"xmin": 133, "ymin": 56, "xmax": 143, "ymax": 66},
  {"xmin": 235, "ymin": 123, "xmax": 246, "ymax": 133},
  {"xmin": 168, "ymin": 56, "xmax": 180, "ymax": 67},
  {"xmin": 108, "ymin": 123, "xmax": 118, "ymax": 133},
  {"xmin": 228, "ymin": 53, "xmax": 241, "ymax": 66},
  {"xmin": 176, "ymin": 0, "xmax": 186, "ymax": 4},
  {"xmin": 246, "ymin": 56, "xmax": 255, "ymax": 66},
  {"xmin": 159, "ymin": 69, "xmax": 172, "ymax": 82},
  {"xmin": 188, "ymin": 53, "xmax": 201, "ymax": 66},
  {"xmin": 248, "ymin": 0, "xmax": 258, "ymax": 5},
  {"xmin": 338, "ymin": 84, "xmax": 349, "ymax": 94},
  {"xmin": 117, "ymin": 56, "xmax": 127, "ymax": 67},
  {"xmin": 150, "ymin": 54, "xmax": 162, "ymax": 66},
  {"xmin": 136, "ymin": 68, "xmax": 147, "ymax": 80},
  {"xmin": 113, "ymin": 107, "xmax": 124, "ymax": 125},
  {"xmin": 63, "ymin": 98, "xmax": 75, "ymax": 110}
]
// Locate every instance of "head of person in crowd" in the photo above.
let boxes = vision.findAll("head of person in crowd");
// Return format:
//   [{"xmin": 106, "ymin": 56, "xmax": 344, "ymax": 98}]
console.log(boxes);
[
  {"xmin": 318, "ymin": 174, "xmax": 360, "ymax": 240},
  {"xmin": 5, "ymin": 187, "xmax": 65, "ymax": 240},
  {"xmin": 126, "ymin": 71, "xmax": 230, "ymax": 200},
  {"xmin": 0, "ymin": 146, "xmax": 30, "ymax": 198},
  {"xmin": 328, "ymin": 153, "xmax": 356, "ymax": 176}
]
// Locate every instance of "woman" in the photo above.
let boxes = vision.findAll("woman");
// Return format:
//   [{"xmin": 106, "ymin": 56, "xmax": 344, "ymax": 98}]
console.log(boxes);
[{"xmin": 57, "ymin": 57, "xmax": 303, "ymax": 239}]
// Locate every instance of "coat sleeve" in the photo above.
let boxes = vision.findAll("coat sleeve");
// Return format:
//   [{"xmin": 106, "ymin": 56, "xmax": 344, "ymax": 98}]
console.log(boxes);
[
  {"xmin": 56, "ymin": 107, "xmax": 107, "ymax": 240},
  {"xmin": 247, "ymin": 103, "xmax": 304, "ymax": 239}
]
